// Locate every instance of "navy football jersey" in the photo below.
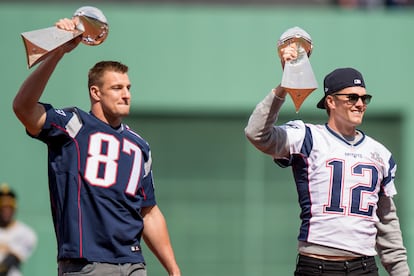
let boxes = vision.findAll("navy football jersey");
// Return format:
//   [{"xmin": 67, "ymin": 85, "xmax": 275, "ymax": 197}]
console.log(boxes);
[{"xmin": 32, "ymin": 103, "xmax": 156, "ymax": 263}]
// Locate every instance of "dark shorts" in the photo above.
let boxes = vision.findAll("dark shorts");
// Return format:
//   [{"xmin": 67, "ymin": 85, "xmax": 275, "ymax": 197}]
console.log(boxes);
[
  {"xmin": 294, "ymin": 254, "xmax": 379, "ymax": 276},
  {"xmin": 58, "ymin": 259, "xmax": 147, "ymax": 276}
]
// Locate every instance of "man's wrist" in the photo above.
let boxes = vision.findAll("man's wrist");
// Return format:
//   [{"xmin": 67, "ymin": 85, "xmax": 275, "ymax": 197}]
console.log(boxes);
[{"xmin": 272, "ymin": 86, "xmax": 287, "ymax": 100}]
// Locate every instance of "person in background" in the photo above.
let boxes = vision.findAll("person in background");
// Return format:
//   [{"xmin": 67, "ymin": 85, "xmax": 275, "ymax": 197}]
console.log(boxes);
[{"xmin": 0, "ymin": 183, "xmax": 37, "ymax": 276}]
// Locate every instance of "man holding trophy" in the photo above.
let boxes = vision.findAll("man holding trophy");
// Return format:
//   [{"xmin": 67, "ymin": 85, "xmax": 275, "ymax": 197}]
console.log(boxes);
[
  {"xmin": 13, "ymin": 7, "xmax": 181, "ymax": 276},
  {"xmin": 244, "ymin": 27, "xmax": 410, "ymax": 275}
]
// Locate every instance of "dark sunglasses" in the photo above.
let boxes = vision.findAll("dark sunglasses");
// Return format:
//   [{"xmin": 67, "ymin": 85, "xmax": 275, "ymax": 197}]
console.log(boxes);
[{"xmin": 333, "ymin": 93, "xmax": 372, "ymax": 105}]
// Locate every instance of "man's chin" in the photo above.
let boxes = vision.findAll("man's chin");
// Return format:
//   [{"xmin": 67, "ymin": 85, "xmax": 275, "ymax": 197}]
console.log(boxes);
[{"xmin": 118, "ymin": 108, "xmax": 130, "ymax": 117}]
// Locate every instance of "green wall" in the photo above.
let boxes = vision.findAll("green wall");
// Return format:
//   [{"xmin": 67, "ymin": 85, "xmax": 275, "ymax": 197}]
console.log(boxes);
[
  {"xmin": 1, "ymin": 3, "xmax": 413, "ymax": 275},
  {"xmin": 124, "ymin": 113, "xmax": 403, "ymax": 275}
]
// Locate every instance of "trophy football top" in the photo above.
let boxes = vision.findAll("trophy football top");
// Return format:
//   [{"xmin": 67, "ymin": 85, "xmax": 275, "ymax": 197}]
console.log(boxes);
[
  {"xmin": 277, "ymin": 26, "xmax": 313, "ymax": 58},
  {"xmin": 73, "ymin": 6, "xmax": 109, "ymax": 46}
]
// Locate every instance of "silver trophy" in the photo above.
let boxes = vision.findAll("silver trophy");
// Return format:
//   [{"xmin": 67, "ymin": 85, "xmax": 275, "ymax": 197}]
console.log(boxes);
[
  {"xmin": 277, "ymin": 26, "xmax": 318, "ymax": 112},
  {"xmin": 21, "ymin": 6, "xmax": 109, "ymax": 68}
]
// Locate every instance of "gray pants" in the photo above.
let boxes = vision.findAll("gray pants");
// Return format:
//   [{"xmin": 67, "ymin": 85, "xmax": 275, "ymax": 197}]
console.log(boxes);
[{"xmin": 58, "ymin": 259, "xmax": 147, "ymax": 276}]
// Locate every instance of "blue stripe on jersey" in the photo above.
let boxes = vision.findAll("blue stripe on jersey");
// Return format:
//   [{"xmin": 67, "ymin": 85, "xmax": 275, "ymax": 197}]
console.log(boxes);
[
  {"xmin": 292, "ymin": 153, "xmax": 312, "ymax": 241},
  {"xmin": 300, "ymin": 126, "xmax": 313, "ymax": 157},
  {"xmin": 273, "ymin": 126, "xmax": 314, "ymax": 240},
  {"xmin": 381, "ymin": 156, "xmax": 396, "ymax": 196},
  {"xmin": 294, "ymin": 126, "xmax": 313, "ymax": 241}
]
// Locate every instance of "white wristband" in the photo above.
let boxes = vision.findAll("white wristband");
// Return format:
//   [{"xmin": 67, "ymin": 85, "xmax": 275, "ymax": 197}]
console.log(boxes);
[{"xmin": 272, "ymin": 88, "xmax": 286, "ymax": 101}]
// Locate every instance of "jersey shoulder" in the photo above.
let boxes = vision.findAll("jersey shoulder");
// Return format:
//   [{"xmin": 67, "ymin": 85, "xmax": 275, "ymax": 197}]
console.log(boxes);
[{"xmin": 360, "ymin": 132, "xmax": 393, "ymax": 156}]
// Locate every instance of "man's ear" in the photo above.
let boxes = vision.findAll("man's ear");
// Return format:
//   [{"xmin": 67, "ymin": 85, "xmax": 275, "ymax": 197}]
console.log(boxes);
[
  {"xmin": 90, "ymin": 86, "xmax": 100, "ymax": 101},
  {"xmin": 326, "ymin": 95, "xmax": 335, "ymax": 110}
]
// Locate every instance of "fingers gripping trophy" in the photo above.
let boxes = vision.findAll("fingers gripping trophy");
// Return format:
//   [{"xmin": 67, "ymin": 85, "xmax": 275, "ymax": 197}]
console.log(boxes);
[
  {"xmin": 277, "ymin": 26, "xmax": 318, "ymax": 112},
  {"xmin": 21, "ymin": 6, "xmax": 109, "ymax": 68}
]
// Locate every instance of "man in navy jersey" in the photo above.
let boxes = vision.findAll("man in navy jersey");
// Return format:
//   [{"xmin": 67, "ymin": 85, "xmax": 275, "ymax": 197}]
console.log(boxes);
[
  {"xmin": 245, "ymin": 44, "xmax": 410, "ymax": 275},
  {"xmin": 13, "ymin": 18, "xmax": 181, "ymax": 276}
]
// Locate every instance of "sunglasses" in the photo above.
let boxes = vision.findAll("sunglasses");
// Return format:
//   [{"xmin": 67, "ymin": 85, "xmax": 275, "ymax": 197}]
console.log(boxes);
[{"xmin": 333, "ymin": 93, "xmax": 372, "ymax": 105}]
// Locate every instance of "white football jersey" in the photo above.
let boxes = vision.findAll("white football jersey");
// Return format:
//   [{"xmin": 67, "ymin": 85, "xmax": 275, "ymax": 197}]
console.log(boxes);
[
  {"xmin": 0, "ymin": 221, "xmax": 37, "ymax": 276},
  {"xmin": 277, "ymin": 120, "xmax": 397, "ymax": 256}
]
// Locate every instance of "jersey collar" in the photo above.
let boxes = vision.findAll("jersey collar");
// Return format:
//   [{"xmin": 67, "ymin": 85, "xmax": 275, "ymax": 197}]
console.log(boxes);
[{"xmin": 325, "ymin": 123, "xmax": 365, "ymax": 146}]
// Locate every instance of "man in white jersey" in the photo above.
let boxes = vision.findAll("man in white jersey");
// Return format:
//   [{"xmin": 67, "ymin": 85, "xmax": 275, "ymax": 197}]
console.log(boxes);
[
  {"xmin": 0, "ymin": 183, "xmax": 37, "ymax": 276},
  {"xmin": 245, "ymin": 45, "xmax": 410, "ymax": 275}
]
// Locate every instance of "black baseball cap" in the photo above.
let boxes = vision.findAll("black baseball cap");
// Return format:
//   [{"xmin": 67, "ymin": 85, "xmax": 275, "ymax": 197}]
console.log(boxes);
[
  {"xmin": 0, "ymin": 183, "xmax": 16, "ymax": 208},
  {"xmin": 317, "ymin": 67, "xmax": 366, "ymax": 109}
]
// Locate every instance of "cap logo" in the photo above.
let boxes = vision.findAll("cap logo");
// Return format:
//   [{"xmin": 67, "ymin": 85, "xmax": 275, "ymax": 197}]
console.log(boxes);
[{"xmin": 354, "ymin": 79, "xmax": 362, "ymax": 85}]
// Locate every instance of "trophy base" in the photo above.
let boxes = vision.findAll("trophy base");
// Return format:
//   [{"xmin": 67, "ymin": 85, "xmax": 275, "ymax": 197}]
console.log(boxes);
[{"xmin": 285, "ymin": 88, "xmax": 316, "ymax": 113}]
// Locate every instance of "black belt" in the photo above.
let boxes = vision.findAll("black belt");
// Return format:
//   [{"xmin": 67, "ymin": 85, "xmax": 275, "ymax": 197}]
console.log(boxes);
[
  {"xmin": 297, "ymin": 254, "xmax": 376, "ymax": 272},
  {"xmin": 59, "ymin": 258, "xmax": 90, "ymax": 265}
]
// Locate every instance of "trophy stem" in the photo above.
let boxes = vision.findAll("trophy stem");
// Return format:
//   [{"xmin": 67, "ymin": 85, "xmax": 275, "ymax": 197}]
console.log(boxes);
[{"xmin": 281, "ymin": 52, "xmax": 318, "ymax": 112}]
